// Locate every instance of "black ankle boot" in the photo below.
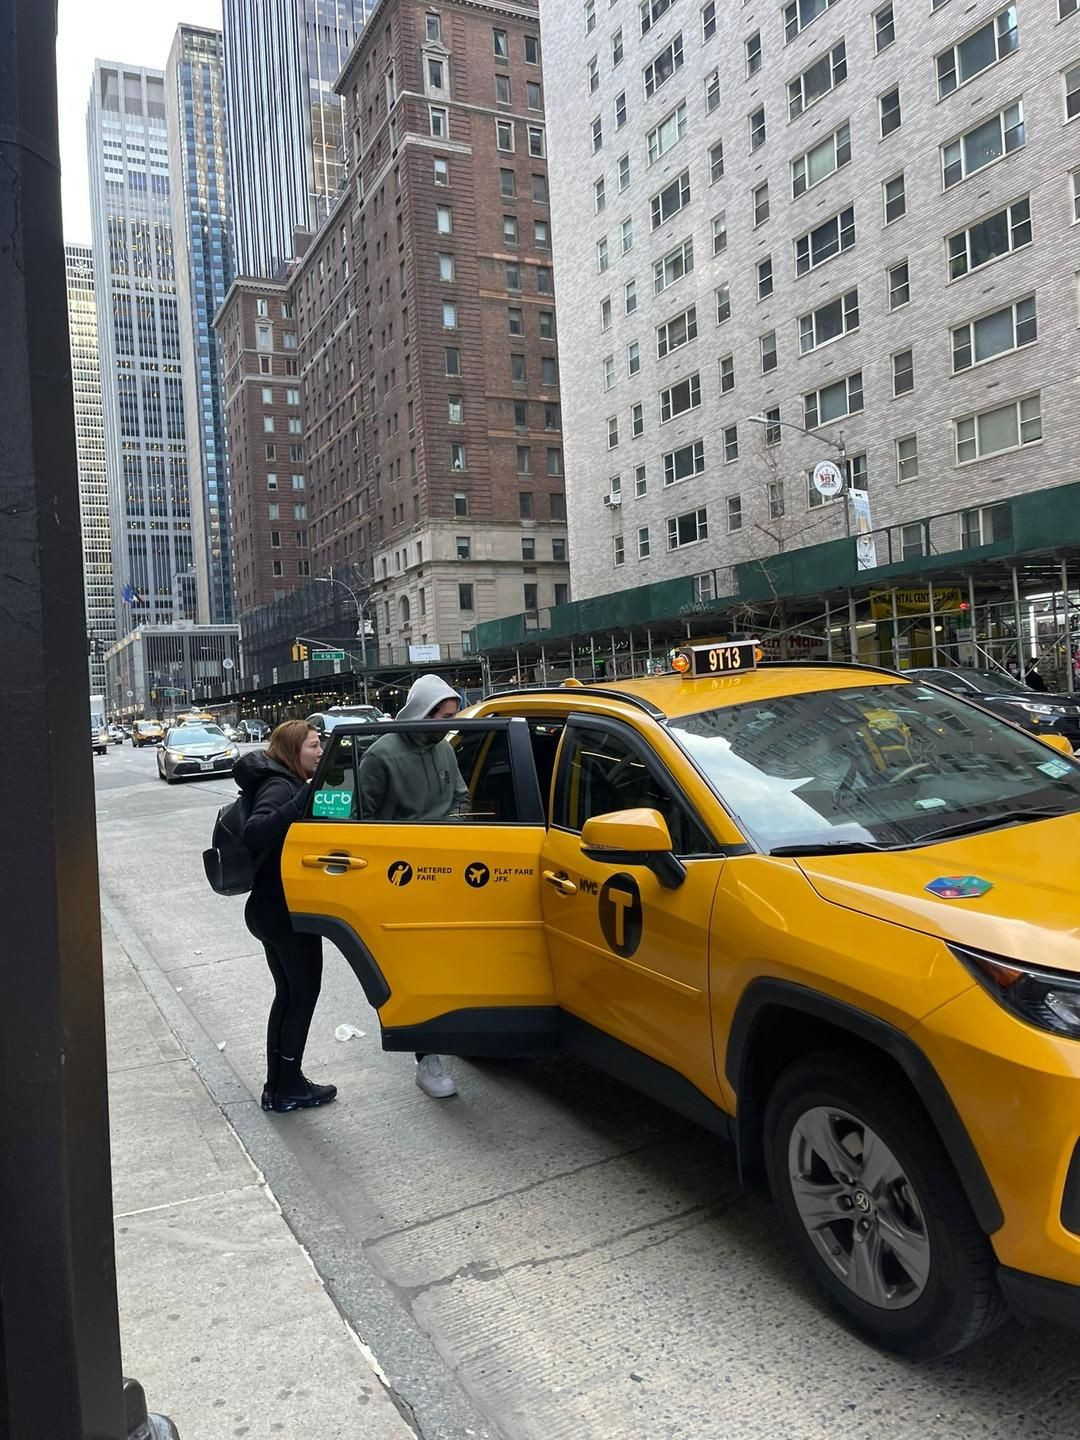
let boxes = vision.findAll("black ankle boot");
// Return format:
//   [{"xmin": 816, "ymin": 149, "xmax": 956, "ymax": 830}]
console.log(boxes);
[{"xmin": 270, "ymin": 1075, "xmax": 338, "ymax": 1113}]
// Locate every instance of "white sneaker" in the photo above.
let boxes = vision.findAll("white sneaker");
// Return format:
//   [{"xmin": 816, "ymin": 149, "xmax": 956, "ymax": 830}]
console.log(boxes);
[{"xmin": 415, "ymin": 1054, "xmax": 457, "ymax": 1099}]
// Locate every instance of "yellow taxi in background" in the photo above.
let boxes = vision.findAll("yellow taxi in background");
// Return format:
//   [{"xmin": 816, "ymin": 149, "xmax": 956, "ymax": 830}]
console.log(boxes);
[
  {"xmin": 130, "ymin": 719, "xmax": 165, "ymax": 747},
  {"xmin": 282, "ymin": 645, "xmax": 1080, "ymax": 1358}
]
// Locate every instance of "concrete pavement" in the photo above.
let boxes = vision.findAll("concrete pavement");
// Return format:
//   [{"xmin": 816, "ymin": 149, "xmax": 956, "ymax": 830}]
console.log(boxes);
[{"xmin": 105, "ymin": 914, "xmax": 419, "ymax": 1440}]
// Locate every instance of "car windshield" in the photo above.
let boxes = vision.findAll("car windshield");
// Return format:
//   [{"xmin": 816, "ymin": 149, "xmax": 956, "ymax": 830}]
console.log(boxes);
[
  {"xmin": 668, "ymin": 682, "xmax": 1080, "ymax": 853},
  {"xmin": 170, "ymin": 726, "xmax": 225, "ymax": 745},
  {"xmin": 136, "ymin": 722, "xmax": 158, "ymax": 731}
]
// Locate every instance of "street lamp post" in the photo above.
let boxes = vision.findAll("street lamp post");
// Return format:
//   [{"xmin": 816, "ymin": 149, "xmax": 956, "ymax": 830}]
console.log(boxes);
[
  {"xmin": 746, "ymin": 413, "xmax": 849, "ymax": 533},
  {"xmin": 315, "ymin": 568, "xmax": 375, "ymax": 703},
  {"xmin": 746, "ymin": 413, "xmax": 861, "ymax": 661}
]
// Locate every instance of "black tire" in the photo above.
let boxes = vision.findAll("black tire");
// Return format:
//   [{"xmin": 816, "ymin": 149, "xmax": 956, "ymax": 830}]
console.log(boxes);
[{"xmin": 763, "ymin": 1052, "xmax": 1007, "ymax": 1360}]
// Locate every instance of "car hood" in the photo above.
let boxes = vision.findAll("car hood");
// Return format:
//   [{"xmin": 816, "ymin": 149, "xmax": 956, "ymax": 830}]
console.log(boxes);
[
  {"xmin": 169, "ymin": 742, "xmax": 228, "ymax": 754},
  {"xmin": 797, "ymin": 813, "xmax": 1080, "ymax": 973},
  {"xmin": 992, "ymin": 691, "xmax": 1080, "ymax": 710}
]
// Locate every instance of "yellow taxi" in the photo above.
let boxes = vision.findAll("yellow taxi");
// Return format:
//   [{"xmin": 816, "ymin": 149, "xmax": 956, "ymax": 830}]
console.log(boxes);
[{"xmin": 282, "ymin": 645, "xmax": 1080, "ymax": 1358}]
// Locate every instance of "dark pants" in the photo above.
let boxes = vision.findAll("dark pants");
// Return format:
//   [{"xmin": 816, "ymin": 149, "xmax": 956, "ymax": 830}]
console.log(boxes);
[{"xmin": 246, "ymin": 894, "xmax": 323, "ymax": 1090}]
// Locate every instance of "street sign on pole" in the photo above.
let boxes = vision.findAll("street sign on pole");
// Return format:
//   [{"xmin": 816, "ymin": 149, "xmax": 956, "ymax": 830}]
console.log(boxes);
[
  {"xmin": 222, "ymin": 658, "xmax": 234, "ymax": 670},
  {"xmin": 314, "ymin": 649, "xmax": 346, "ymax": 661},
  {"xmin": 812, "ymin": 460, "xmax": 844, "ymax": 499}
]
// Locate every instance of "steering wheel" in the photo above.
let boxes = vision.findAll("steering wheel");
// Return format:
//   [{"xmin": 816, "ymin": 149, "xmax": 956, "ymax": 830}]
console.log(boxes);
[{"xmin": 887, "ymin": 761, "xmax": 934, "ymax": 786}]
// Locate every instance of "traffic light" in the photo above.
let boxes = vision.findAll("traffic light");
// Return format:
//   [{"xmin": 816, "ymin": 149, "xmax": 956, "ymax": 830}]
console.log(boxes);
[{"xmin": 291, "ymin": 642, "xmax": 309, "ymax": 662}]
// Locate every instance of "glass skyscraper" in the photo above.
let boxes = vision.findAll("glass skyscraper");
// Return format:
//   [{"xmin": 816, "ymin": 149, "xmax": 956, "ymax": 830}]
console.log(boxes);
[
  {"xmin": 166, "ymin": 24, "xmax": 235, "ymax": 624},
  {"xmin": 223, "ymin": 0, "xmax": 372, "ymax": 278},
  {"xmin": 87, "ymin": 61, "xmax": 195, "ymax": 634},
  {"xmin": 65, "ymin": 244, "xmax": 116, "ymax": 692}
]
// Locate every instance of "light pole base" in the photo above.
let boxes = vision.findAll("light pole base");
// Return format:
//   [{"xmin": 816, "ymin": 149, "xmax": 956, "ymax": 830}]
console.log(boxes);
[{"xmin": 125, "ymin": 1377, "xmax": 180, "ymax": 1440}]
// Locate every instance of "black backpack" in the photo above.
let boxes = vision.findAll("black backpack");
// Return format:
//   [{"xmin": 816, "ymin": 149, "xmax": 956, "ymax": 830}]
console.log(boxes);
[{"xmin": 203, "ymin": 790, "xmax": 258, "ymax": 896}]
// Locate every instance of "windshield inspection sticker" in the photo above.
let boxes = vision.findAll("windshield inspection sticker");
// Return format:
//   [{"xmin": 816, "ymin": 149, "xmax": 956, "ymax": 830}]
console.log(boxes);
[
  {"xmin": 1038, "ymin": 758, "xmax": 1073, "ymax": 779},
  {"xmin": 926, "ymin": 875, "xmax": 993, "ymax": 900}
]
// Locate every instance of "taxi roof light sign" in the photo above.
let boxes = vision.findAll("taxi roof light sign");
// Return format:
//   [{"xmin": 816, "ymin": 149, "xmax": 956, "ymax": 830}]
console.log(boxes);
[{"xmin": 672, "ymin": 640, "xmax": 762, "ymax": 677}]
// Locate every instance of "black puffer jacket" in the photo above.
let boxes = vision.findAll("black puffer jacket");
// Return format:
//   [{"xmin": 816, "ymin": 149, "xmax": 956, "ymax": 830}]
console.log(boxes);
[{"xmin": 234, "ymin": 750, "xmax": 309, "ymax": 937}]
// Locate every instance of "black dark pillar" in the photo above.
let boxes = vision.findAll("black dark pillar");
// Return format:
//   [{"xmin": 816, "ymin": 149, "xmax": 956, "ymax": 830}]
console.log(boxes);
[{"xmin": 0, "ymin": 4, "xmax": 174, "ymax": 1438}]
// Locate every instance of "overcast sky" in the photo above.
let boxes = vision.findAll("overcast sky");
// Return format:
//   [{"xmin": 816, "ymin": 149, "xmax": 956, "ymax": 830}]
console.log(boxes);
[{"xmin": 57, "ymin": 0, "xmax": 223, "ymax": 242}]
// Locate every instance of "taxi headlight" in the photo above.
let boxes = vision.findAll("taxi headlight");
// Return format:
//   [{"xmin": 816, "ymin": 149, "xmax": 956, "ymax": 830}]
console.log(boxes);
[{"xmin": 950, "ymin": 944, "xmax": 1080, "ymax": 1039}]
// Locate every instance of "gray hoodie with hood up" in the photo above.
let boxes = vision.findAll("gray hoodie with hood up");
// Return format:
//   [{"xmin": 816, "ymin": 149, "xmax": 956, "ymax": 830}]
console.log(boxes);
[{"xmin": 357, "ymin": 674, "xmax": 469, "ymax": 822}]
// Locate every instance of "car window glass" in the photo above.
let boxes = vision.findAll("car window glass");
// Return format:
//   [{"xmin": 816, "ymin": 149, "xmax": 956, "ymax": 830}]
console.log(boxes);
[
  {"xmin": 670, "ymin": 683, "xmax": 1080, "ymax": 852},
  {"xmin": 312, "ymin": 726, "xmax": 526, "ymax": 823},
  {"xmin": 555, "ymin": 723, "xmax": 712, "ymax": 854},
  {"xmin": 529, "ymin": 719, "xmax": 566, "ymax": 818}
]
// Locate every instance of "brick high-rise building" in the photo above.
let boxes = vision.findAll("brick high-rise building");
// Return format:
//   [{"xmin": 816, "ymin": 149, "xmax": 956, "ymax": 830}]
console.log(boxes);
[
  {"xmin": 288, "ymin": 0, "xmax": 569, "ymax": 663},
  {"xmin": 215, "ymin": 275, "xmax": 310, "ymax": 616}
]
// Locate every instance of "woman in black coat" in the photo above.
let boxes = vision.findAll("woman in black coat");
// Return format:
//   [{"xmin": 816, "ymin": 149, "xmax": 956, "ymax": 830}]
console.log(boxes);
[{"xmin": 233, "ymin": 719, "xmax": 336, "ymax": 1113}]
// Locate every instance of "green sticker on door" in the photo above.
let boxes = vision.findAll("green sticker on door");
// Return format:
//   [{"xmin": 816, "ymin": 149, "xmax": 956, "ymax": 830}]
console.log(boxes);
[{"xmin": 313, "ymin": 789, "xmax": 354, "ymax": 817}]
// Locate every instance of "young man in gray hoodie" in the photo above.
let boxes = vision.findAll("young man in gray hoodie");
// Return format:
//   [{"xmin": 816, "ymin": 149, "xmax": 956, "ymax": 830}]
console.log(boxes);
[{"xmin": 358, "ymin": 673, "xmax": 468, "ymax": 1097}]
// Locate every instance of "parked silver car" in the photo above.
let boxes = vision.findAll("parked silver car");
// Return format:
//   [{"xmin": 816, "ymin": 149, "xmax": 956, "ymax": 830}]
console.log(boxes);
[{"xmin": 157, "ymin": 724, "xmax": 239, "ymax": 783}]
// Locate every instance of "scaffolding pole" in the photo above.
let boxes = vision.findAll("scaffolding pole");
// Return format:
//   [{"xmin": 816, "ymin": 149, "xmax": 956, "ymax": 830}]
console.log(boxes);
[
  {"xmin": 891, "ymin": 588, "xmax": 900, "ymax": 671},
  {"xmin": 928, "ymin": 579, "xmax": 938, "ymax": 666},
  {"xmin": 847, "ymin": 591, "xmax": 858, "ymax": 663},
  {"xmin": 1063, "ymin": 559, "xmax": 1074, "ymax": 693},
  {"xmin": 825, "ymin": 597, "xmax": 833, "ymax": 661},
  {"xmin": 1012, "ymin": 565, "xmax": 1024, "ymax": 675}
]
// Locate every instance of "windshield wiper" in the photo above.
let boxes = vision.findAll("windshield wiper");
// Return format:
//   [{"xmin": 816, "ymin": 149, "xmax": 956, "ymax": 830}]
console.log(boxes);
[
  {"xmin": 769, "ymin": 840, "xmax": 883, "ymax": 857},
  {"xmin": 913, "ymin": 807, "xmax": 1073, "ymax": 845}
]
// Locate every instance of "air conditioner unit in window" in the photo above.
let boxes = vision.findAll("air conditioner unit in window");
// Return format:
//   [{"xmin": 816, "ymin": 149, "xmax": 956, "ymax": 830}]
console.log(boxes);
[{"xmin": 603, "ymin": 492, "xmax": 622, "ymax": 508}]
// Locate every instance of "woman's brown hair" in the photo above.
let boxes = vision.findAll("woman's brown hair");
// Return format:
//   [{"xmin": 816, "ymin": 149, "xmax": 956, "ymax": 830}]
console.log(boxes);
[{"xmin": 267, "ymin": 719, "xmax": 316, "ymax": 782}]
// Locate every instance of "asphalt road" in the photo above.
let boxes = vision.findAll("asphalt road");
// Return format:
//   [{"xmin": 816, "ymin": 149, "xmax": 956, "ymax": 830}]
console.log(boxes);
[{"xmin": 94, "ymin": 742, "xmax": 1080, "ymax": 1440}]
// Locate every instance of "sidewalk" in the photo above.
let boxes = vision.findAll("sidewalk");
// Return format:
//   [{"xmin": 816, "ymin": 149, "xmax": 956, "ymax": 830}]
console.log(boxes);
[{"xmin": 103, "ymin": 915, "xmax": 418, "ymax": 1440}]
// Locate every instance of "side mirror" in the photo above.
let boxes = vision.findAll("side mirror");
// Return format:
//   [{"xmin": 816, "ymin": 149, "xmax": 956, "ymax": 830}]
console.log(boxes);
[
  {"xmin": 1037, "ymin": 732, "xmax": 1074, "ymax": 757},
  {"xmin": 580, "ymin": 808, "xmax": 686, "ymax": 889}
]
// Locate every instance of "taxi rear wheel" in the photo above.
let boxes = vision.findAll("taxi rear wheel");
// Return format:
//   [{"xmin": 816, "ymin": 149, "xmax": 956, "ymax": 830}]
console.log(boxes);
[{"xmin": 764, "ymin": 1053, "xmax": 1007, "ymax": 1359}]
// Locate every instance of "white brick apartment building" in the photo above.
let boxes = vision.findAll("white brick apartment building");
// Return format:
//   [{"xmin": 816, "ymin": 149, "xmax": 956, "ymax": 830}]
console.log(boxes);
[{"xmin": 540, "ymin": 0, "xmax": 1080, "ymax": 604}]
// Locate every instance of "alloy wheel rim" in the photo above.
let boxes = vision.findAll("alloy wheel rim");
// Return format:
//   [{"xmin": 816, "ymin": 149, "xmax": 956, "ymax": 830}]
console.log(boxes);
[{"xmin": 787, "ymin": 1105, "xmax": 931, "ymax": 1311}]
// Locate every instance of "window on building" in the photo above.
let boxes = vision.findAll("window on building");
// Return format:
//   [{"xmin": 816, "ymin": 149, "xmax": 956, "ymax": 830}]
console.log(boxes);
[
  {"xmin": 804, "ymin": 371, "xmax": 863, "ymax": 428},
  {"xmin": 955, "ymin": 394, "xmax": 1041, "ymax": 463},
  {"xmin": 722, "ymin": 425, "xmax": 739, "ymax": 462},
  {"xmin": 875, "ymin": 4, "xmax": 895, "ymax": 52},
  {"xmin": 627, "ymin": 339, "xmax": 640, "ymax": 375},
  {"xmin": 597, "ymin": 235, "xmax": 609, "ymax": 272},
  {"xmin": 613, "ymin": 535, "xmax": 625, "ymax": 567},
  {"xmin": 792, "ymin": 123, "xmax": 851, "ymax": 198},
  {"xmin": 618, "ymin": 153, "xmax": 631, "ymax": 191},
  {"xmin": 592, "ymin": 115, "xmax": 603, "ymax": 152},
  {"xmin": 647, "ymin": 103, "xmax": 687, "ymax": 164},
  {"xmin": 615, "ymin": 91, "xmax": 627, "ymax": 128},
  {"xmin": 663, "ymin": 438, "xmax": 705, "ymax": 485},
  {"xmin": 634, "ymin": 464, "xmax": 648, "ymax": 498},
  {"xmin": 622, "ymin": 216, "xmax": 634, "ymax": 253},
  {"xmin": 656, "ymin": 304, "xmax": 698, "ymax": 359},
  {"xmin": 519, "ymin": 491, "xmax": 535, "ymax": 519},
  {"xmin": 760, "ymin": 331, "xmax": 777, "ymax": 373},
  {"xmin": 659, "ymin": 372, "xmax": 701, "ymax": 423},
  {"xmin": 788, "ymin": 41, "xmax": 846, "ymax": 120},
  {"xmin": 632, "ymin": 402, "xmax": 644, "ymax": 437},
  {"xmin": 493, "ymin": 27, "xmax": 509, "ymax": 58},
  {"xmin": 947, "ymin": 198, "xmax": 1031, "ymax": 278},
  {"xmin": 749, "ymin": 104, "xmax": 766, "ymax": 150},
  {"xmin": 892, "ymin": 349, "xmax": 914, "ymax": 395},
  {"xmin": 937, "ymin": 7, "xmax": 1018, "ymax": 98},
  {"xmin": 709, "ymin": 141, "xmax": 724, "ymax": 184},
  {"xmin": 953, "ymin": 295, "xmax": 1037, "ymax": 372},
  {"xmin": 727, "ymin": 495, "xmax": 742, "ymax": 531},
  {"xmin": 796, "ymin": 206, "xmax": 855, "ymax": 274},
  {"xmin": 753, "ymin": 182, "xmax": 770, "ymax": 226},
  {"xmin": 896, "ymin": 435, "xmax": 919, "ymax": 483},
  {"xmin": 719, "ymin": 353, "xmax": 734, "ymax": 393},
  {"xmin": 888, "ymin": 259, "xmax": 910, "ymax": 309},
  {"xmin": 800, "ymin": 289, "xmax": 859, "ymax": 353},
  {"xmin": 712, "ymin": 212, "xmax": 727, "ymax": 256},
  {"xmin": 883, "ymin": 173, "xmax": 906, "ymax": 223},
  {"xmin": 434, "ymin": 157, "xmax": 449, "ymax": 185},
  {"xmin": 757, "ymin": 255, "xmax": 773, "ymax": 299},
  {"xmin": 625, "ymin": 278, "xmax": 637, "ymax": 313},
  {"xmin": 667, "ymin": 507, "xmax": 708, "ymax": 549},
  {"xmin": 879, "ymin": 86, "xmax": 902, "ymax": 137},
  {"xmin": 459, "ymin": 583, "xmax": 474, "ymax": 610},
  {"xmin": 436, "ymin": 205, "xmax": 452, "ymax": 234},
  {"xmin": 430, "ymin": 106, "xmax": 449, "ymax": 137},
  {"xmin": 705, "ymin": 69, "xmax": 720, "ymax": 113},
  {"xmin": 542, "ymin": 356, "xmax": 558, "ymax": 384},
  {"xmin": 703, "ymin": 2, "xmax": 718, "ymax": 41},
  {"xmin": 715, "ymin": 281, "xmax": 731, "ymax": 324},
  {"xmin": 445, "ymin": 346, "xmax": 461, "ymax": 376},
  {"xmin": 607, "ymin": 415, "xmax": 620, "ymax": 449},
  {"xmin": 654, "ymin": 237, "xmax": 694, "ymax": 294},
  {"xmin": 746, "ymin": 29, "xmax": 761, "ymax": 74},
  {"xmin": 644, "ymin": 34, "xmax": 684, "ymax": 98},
  {"xmin": 528, "ymin": 126, "xmax": 545, "ymax": 157},
  {"xmin": 438, "ymin": 252, "xmax": 455, "ymax": 283},
  {"xmin": 784, "ymin": 0, "xmax": 836, "ymax": 43},
  {"xmin": 651, "ymin": 170, "xmax": 691, "ymax": 229},
  {"xmin": 638, "ymin": 525, "xmax": 651, "ymax": 559},
  {"xmin": 942, "ymin": 103, "xmax": 1024, "ymax": 188}
]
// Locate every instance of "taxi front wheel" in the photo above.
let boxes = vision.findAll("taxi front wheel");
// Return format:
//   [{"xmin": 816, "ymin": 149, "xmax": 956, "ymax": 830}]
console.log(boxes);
[{"xmin": 763, "ymin": 1054, "xmax": 1007, "ymax": 1359}]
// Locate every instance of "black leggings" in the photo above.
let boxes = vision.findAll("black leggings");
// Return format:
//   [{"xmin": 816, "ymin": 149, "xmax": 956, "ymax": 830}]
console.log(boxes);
[{"xmin": 262, "ymin": 931, "xmax": 323, "ymax": 1076}]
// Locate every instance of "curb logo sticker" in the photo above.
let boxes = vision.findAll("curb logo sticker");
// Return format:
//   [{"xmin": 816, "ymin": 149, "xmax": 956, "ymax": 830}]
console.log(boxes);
[
  {"xmin": 387, "ymin": 860, "xmax": 413, "ymax": 887},
  {"xmin": 925, "ymin": 874, "xmax": 992, "ymax": 900},
  {"xmin": 599, "ymin": 873, "xmax": 643, "ymax": 957},
  {"xmin": 465, "ymin": 861, "xmax": 490, "ymax": 888}
]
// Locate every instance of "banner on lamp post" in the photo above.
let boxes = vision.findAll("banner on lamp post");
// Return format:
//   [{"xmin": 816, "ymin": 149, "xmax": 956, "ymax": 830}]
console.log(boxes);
[{"xmin": 848, "ymin": 488, "xmax": 878, "ymax": 570}]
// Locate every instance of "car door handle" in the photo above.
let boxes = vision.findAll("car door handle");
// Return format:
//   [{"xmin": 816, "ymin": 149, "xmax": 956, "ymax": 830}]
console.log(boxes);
[
  {"xmin": 543, "ymin": 870, "xmax": 577, "ymax": 895},
  {"xmin": 302, "ymin": 854, "xmax": 368, "ymax": 872}
]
